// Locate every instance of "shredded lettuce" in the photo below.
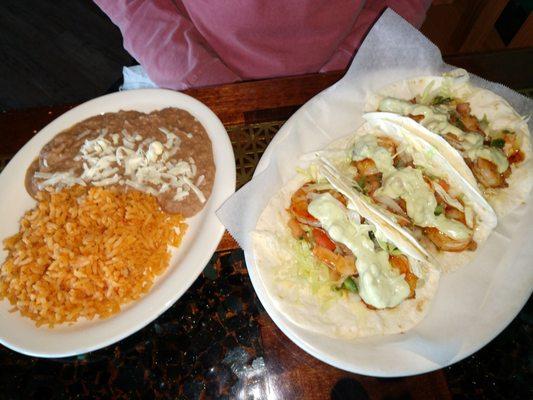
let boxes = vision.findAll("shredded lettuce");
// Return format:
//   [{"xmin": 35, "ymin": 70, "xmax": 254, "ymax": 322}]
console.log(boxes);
[
  {"xmin": 305, "ymin": 182, "xmax": 333, "ymax": 191},
  {"xmin": 479, "ymin": 114, "xmax": 490, "ymax": 131},
  {"xmin": 431, "ymin": 96, "xmax": 452, "ymax": 106},
  {"xmin": 375, "ymin": 237, "xmax": 403, "ymax": 256},
  {"xmin": 277, "ymin": 236, "xmax": 342, "ymax": 309},
  {"xmin": 439, "ymin": 69, "xmax": 470, "ymax": 100},
  {"xmin": 373, "ymin": 228, "xmax": 404, "ymax": 256},
  {"xmin": 417, "ymin": 81, "xmax": 435, "ymax": 105},
  {"xmin": 296, "ymin": 164, "xmax": 320, "ymax": 182},
  {"xmin": 439, "ymin": 76, "xmax": 454, "ymax": 100}
]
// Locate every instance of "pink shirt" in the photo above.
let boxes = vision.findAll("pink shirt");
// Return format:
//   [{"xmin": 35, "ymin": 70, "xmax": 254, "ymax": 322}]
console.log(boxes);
[{"xmin": 95, "ymin": 0, "xmax": 431, "ymax": 90}]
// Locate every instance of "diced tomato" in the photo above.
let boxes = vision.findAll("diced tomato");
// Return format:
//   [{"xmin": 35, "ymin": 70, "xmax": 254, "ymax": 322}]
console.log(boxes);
[
  {"xmin": 508, "ymin": 150, "xmax": 525, "ymax": 164},
  {"xmin": 312, "ymin": 228, "xmax": 336, "ymax": 251}
]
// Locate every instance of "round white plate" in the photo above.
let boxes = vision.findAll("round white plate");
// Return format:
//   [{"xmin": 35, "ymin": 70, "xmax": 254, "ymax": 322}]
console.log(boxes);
[
  {"xmin": 0, "ymin": 89, "xmax": 235, "ymax": 357},
  {"xmin": 243, "ymin": 106, "xmax": 533, "ymax": 377}
]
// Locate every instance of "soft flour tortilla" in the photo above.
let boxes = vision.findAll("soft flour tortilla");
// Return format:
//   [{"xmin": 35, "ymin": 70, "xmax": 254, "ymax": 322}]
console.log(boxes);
[
  {"xmin": 365, "ymin": 71, "xmax": 533, "ymax": 218},
  {"xmin": 252, "ymin": 174, "xmax": 440, "ymax": 339},
  {"xmin": 345, "ymin": 116, "xmax": 497, "ymax": 273}
]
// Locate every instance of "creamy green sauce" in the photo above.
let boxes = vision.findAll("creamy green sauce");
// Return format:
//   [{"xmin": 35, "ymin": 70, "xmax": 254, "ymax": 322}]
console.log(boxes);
[
  {"xmin": 351, "ymin": 135, "xmax": 395, "ymax": 174},
  {"xmin": 379, "ymin": 98, "xmax": 480, "ymax": 145},
  {"xmin": 466, "ymin": 147, "xmax": 509, "ymax": 173},
  {"xmin": 307, "ymin": 193, "xmax": 410, "ymax": 309},
  {"xmin": 378, "ymin": 97, "xmax": 510, "ymax": 172},
  {"xmin": 375, "ymin": 168, "xmax": 472, "ymax": 240}
]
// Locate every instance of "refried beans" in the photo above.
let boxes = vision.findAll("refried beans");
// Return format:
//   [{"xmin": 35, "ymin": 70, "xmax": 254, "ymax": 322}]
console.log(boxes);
[{"xmin": 25, "ymin": 108, "xmax": 215, "ymax": 217}]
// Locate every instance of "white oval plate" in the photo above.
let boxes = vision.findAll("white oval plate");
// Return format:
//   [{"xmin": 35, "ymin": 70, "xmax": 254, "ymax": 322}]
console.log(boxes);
[
  {"xmin": 0, "ymin": 89, "xmax": 235, "ymax": 357},
  {"xmin": 243, "ymin": 106, "xmax": 533, "ymax": 377}
]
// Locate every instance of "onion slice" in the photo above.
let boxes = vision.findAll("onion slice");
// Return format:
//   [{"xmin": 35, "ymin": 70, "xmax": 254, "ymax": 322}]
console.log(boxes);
[
  {"xmin": 373, "ymin": 194, "xmax": 407, "ymax": 217},
  {"xmin": 432, "ymin": 182, "xmax": 464, "ymax": 211},
  {"xmin": 464, "ymin": 205, "xmax": 475, "ymax": 229}
]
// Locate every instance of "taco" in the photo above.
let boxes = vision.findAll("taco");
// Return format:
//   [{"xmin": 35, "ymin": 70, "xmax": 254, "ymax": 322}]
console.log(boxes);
[
  {"xmin": 252, "ymin": 170, "xmax": 439, "ymax": 338},
  {"xmin": 366, "ymin": 69, "xmax": 532, "ymax": 217},
  {"xmin": 326, "ymin": 113, "xmax": 497, "ymax": 273}
]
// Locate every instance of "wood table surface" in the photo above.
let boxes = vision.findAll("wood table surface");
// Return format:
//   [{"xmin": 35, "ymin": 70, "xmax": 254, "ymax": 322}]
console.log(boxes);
[{"xmin": 0, "ymin": 48, "xmax": 531, "ymax": 399}]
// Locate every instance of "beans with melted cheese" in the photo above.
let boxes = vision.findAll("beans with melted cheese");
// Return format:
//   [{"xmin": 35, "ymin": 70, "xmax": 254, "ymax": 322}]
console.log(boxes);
[{"xmin": 25, "ymin": 108, "xmax": 215, "ymax": 217}]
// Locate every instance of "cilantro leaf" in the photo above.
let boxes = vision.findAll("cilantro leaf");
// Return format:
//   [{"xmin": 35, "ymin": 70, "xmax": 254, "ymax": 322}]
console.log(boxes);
[
  {"xmin": 356, "ymin": 176, "xmax": 366, "ymax": 191},
  {"xmin": 490, "ymin": 139, "xmax": 505, "ymax": 148},
  {"xmin": 342, "ymin": 277, "xmax": 358, "ymax": 293},
  {"xmin": 479, "ymin": 114, "xmax": 490, "ymax": 131},
  {"xmin": 449, "ymin": 111, "xmax": 467, "ymax": 131},
  {"xmin": 432, "ymin": 96, "xmax": 452, "ymax": 106}
]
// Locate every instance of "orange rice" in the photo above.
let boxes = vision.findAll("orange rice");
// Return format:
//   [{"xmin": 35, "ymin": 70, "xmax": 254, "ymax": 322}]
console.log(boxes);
[{"xmin": 0, "ymin": 186, "xmax": 187, "ymax": 327}]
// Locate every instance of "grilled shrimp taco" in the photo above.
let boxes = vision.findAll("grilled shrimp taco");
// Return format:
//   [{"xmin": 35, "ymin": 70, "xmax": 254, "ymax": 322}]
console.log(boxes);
[
  {"xmin": 326, "ymin": 113, "xmax": 497, "ymax": 273},
  {"xmin": 366, "ymin": 69, "xmax": 532, "ymax": 217},
  {"xmin": 252, "ymin": 170, "xmax": 439, "ymax": 338}
]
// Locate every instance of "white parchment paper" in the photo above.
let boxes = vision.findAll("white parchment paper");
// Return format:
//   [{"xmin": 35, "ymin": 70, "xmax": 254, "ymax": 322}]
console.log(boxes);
[{"xmin": 216, "ymin": 9, "xmax": 533, "ymax": 374}]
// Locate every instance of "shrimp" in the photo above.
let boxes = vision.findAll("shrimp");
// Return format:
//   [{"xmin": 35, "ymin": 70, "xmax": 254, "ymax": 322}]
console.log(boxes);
[
  {"xmin": 312, "ymin": 228, "xmax": 336, "ymax": 251},
  {"xmin": 394, "ymin": 151, "xmax": 414, "ymax": 168},
  {"xmin": 289, "ymin": 183, "xmax": 348, "ymax": 225},
  {"xmin": 408, "ymin": 114, "xmax": 425, "ymax": 123},
  {"xmin": 424, "ymin": 227, "xmax": 475, "ymax": 252},
  {"xmin": 353, "ymin": 136, "xmax": 396, "ymax": 190},
  {"xmin": 502, "ymin": 133, "xmax": 525, "ymax": 165},
  {"xmin": 377, "ymin": 136, "xmax": 397, "ymax": 157},
  {"xmin": 445, "ymin": 133, "xmax": 466, "ymax": 151},
  {"xmin": 470, "ymin": 157, "xmax": 508, "ymax": 188},
  {"xmin": 456, "ymin": 103, "xmax": 484, "ymax": 135},
  {"xmin": 353, "ymin": 158, "xmax": 379, "ymax": 176},
  {"xmin": 395, "ymin": 198, "xmax": 407, "ymax": 215},
  {"xmin": 445, "ymin": 207, "xmax": 466, "ymax": 224},
  {"xmin": 289, "ymin": 184, "xmax": 319, "ymax": 225},
  {"xmin": 313, "ymin": 246, "xmax": 356, "ymax": 277},
  {"xmin": 288, "ymin": 217, "xmax": 305, "ymax": 239},
  {"xmin": 364, "ymin": 174, "xmax": 382, "ymax": 196},
  {"xmin": 389, "ymin": 254, "xmax": 417, "ymax": 298},
  {"xmin": 382, "ymin": 202, "xmax": 411, "ymax": 227},
  {"xmin": 394, "ymin": 214, "xmax": 411, "ymax": 227},
  {"xmin": 288, "ymin": 183, "xmax": 358, "ymax": 280},
  {"xmin": 353, "ymin": 158, "xmax": 383, "ymax": 195},
  {"xmin": 288, "ymin": 182, "xmax": 350, "ymax": 249}
]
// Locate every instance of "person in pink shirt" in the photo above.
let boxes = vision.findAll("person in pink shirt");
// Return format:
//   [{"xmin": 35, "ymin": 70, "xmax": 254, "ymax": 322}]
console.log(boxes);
[{"xmin": 95, "ymin": 0, "xmax": 431, "ymax": 90}]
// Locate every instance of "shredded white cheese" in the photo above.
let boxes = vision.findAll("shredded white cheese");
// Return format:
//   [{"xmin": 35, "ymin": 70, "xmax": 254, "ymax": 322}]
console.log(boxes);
[
  {"xmin": 34, "ymin": 127, "xmax": 205, "ymax": 204},
  {"xmin": 196, "ymin": 174, "xmax": 205, "ymax": 187}
]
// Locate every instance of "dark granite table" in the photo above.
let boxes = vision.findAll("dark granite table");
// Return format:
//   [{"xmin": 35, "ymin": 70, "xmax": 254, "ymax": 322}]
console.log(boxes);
[{"xmin": 0, "ymin": 49, "xmax": 531, "ymax": 399}]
